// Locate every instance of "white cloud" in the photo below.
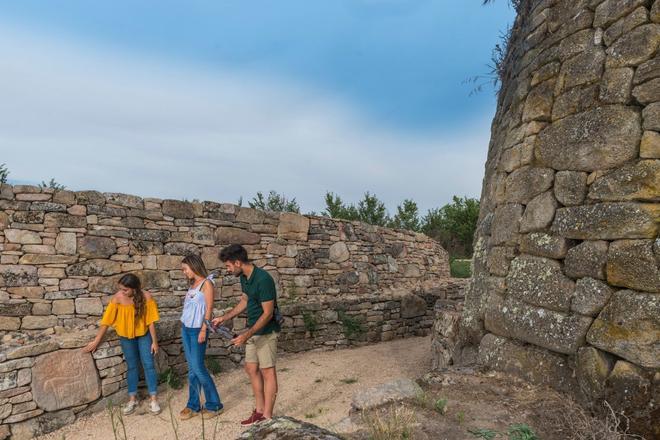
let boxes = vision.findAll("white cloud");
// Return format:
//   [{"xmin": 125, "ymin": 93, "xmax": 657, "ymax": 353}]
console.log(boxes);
[{"xmin": 0, "ymin": 22, "xmax": 491, "ymax": 214}]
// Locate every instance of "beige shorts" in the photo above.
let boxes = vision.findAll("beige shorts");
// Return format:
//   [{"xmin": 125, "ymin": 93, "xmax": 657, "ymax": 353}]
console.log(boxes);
[{"xmin": 245, "ymin": 332, "xmax": 279, "ymax": 369}]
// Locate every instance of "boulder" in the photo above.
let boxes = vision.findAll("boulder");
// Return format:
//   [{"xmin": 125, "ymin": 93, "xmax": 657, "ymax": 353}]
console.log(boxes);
[
  {"xmin": 237, "ymin": 416, "xmax": 343, "ymax": 440},
  {"xmin": 351, "ymin": 378, "xmax": 423, "ymax": 411}
]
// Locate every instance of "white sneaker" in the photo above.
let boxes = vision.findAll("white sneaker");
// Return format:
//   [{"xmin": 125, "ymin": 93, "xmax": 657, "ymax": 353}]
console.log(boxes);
[
  {"xmin": 123, "ymin": 400, "xmax": 138, "ymax": 415},
  {"xmin": 149, "ymin": 400, "xmax": 161, "ymax": 415}
]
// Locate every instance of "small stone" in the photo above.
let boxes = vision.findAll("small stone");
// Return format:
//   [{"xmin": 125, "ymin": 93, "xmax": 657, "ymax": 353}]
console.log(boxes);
[
  {"xmin": 351, "ymin": 378, "xmax": 423, "ymax": 411},
  {"xmin": 564, "ymin": 240, "xmax": 609, "ymax": 280},
  {"xmin": 329, "ymin": 242, "xmax": 350, "ymax": 263},
  {"xmin": 587, "ymin": 290, "xmax": 660, "ymax": 368},
  {"xmin": 519, "ymin": 190, "xmax": 557, "ymax": 233},
  {"xmin": 607, "ymin": 239, "xmax": 660, "ymax": 292},
  {"xmin": 572, "ymin": 278, "xmax": 614, "ymax": 316},
  {"xmin": 640, "ymin": 131, "xmax": 660, "ymax": 158},
  {"xmin": 554, "ymin": 171, "xmax": 587, "ymax": 206}
]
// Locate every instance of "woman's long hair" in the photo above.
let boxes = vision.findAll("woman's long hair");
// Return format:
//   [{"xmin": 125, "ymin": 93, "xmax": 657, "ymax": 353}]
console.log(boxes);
[
  {"xmin": 118, "ymin": 273, "xmax": 146, "ymax": 319},
  {"xmin": 182, "ymin": 254, "xmax": 208, "ymax": 284}
]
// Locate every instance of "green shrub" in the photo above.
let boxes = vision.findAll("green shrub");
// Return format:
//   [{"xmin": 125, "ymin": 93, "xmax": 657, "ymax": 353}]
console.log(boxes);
[
  {"xmin": 158, "ymin": 367, "xmax": 183, "ymax": 390},
  {"xmin": 450, "ymin": 259, "xmax": 472, "ymax": 278},
  {"xmin": 302, "ymin": 311, "xmax": 318, "ymax": 333},
  {"xmin": 206, "ymin": 357, "xmax": 222, "ymax": 376},
  {"xmin": 338, "ymin": 310, "xmax": 364, "ymax": 339}
]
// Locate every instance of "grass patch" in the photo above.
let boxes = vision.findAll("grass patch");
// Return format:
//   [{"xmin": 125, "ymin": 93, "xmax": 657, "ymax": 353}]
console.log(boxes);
[
  {"xmin": 507, "ymin": 424, "xmax": 538, "ymax": 440},
  {"xmin": 362, "ymin": 405, "xmax": 416, "ymax": 440},
  {"xmin": 468, "ymin": 428, "xmax": 498, "ymax": 440},
  {"xmin": 450, "ymin": 258, "xmax": 472, "ymax": 278},
  {"xmin": 338, "ymin": 310, "xmax": 365, "ymax": 339},
  {"xmin": 158, "ymin": 367, "xmax": 183, "ymax": 390},
  {"xmin": 302, "ymin": 311, "xmax": 318, "ymax": 333},
  {"xmin": 206, "ymin": 357, "xmax": 222, "ymax": 376},
  {"xmin": 340, "ymin": 377, "xmax": 358, "ymax": 385}
]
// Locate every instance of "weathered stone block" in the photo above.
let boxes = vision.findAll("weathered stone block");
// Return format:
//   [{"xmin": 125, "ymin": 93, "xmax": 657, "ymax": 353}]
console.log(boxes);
[
  {"xmin": 640, "ymin": 131, "xmax": 660, "ymax": 158},
  {"xmin": 520, "ymin": 232, "xmax": 569, "ymax": 259},
  {"xmin": 66, "ymin": 259, "xmax": 122, "ymax": 277},
  {"xmin": 32, "ymin": 350, "xmax": 101, "ymax": 411},
  {"xmin": 162, "ymin": 199, "xmax": 194, "ymax": 219},
  {"xmin": 329, "ymin": 242, "xmax": 350, "ymax": 263},
  {"xmin": 7, "ymin": 287, "xmax": 44, "ymax": 299},
  {"xmin": 552, "ymin": 84, "xmax": 599, "ymax": 120},
  {"xmin": 18, "ymin": 254, "xmax": 76, "ymax": 265},
  {"xmin": 44, "ymin": 213, "xmax": 86, "ymax": 228},
  {"xmin": 600, "ymin": 68, "xmax": 634, "ymax": 104},
  {"xmin": 504, "ymin": 166, "xmax": 554, "ymax": 203},
  {"xmin": 4, "ymin": 229, "xmax": 41, "ymax": 244},
  {"xmin": 484, "ymin": 295, "xmax": 592, "ymax": 354},
  {"xmin": 486, "ymin": 246, "xmax": 515, "ymax": 276},
  {"xmin": 551, "ymin": 203, "xmax": 659, "ymax": 239},
  {"xmin": 643, "ymin": 102, "xmax": 660, "ymax": 131},
  {"xmin": 564, "ymin": 240, "xmax": 608, "ymax": 280},
  {"xmin": 236, "ymin": 207, "xmax": 265, "ymax": 224},
  {"xmin": 606, "ymin": 24, "xmax": 660, "ymax": 68},
  {"xmin": 164, "ymin": 242, "xmax": 199, "ymax": 256},
  {"xmin": 0, "ymin": 265, "xmax": 38, "ymax": 287},
  {"xmin": 593, "ymin": 0, "xmax": 645, "ymax": 28},
  {"xmin": 632, "ymin": 78, "xmax": 660, "ymax": 104},
  {"xmin": 52, "ymin": 299, "xmax": 74, "ymax": 315},
  {"xmin": 572, "ymin": 278, "xmax": 614, "ymax": 316},
  {"xmin": 607, "ymin": 239, "xmax": 660, "ymax": 292},
  {"xmin": 559, "ymin": 48, "xmax": 605, "ymax": 90},
  {"xmin": 78, "ymin": 236, "xmax": 116, "ymax": 258},
  {"xmin": 75, "ymin": 297, "xmax": 103, "ymax": 315},
  {"xmin": 587, "ymin": 290, "xmax": 659, "ymax": 368},
  {"xmin": 634, "ymin": 56, "xmax": 660, "ymax": 86},
  {"xmin": 603, "ymin": 6, "xmax": 649, "ymax": 47},
  {"xmin": 479, "ymin": 333, "xmax": 576, "ymax": 391},
  {"xmin": 214, "ymin": 227, "xmax": 260, "ymax": 245},
  {"xmin": 21, "ymin": 315, "xmax": 57, "ymax": 330},
  {"xmin": 576, "ymin": 346, "xmax": 614, "ymax": 399},
  {"xmin": 554, "ymin": 171, "xmax": 587, "ymax": 206},
  {"xmin": 522, "ymin": 79, "xmax": 554, "ymax": 121},
  {"xmin": 490, "ymin": 203, "xmax": 523, "ymax": 246},
  {"xmin": 506, "ymin": 255, "xmax": 575, "ymax": 312},
  {"xmin": 604, "ymin": 360, "xmax": 652, "ymax": 411},
  {"xmin": 0, "ymin": 316, "xmax": 21, "ymax": 331},
  {"xmin": 520, "ymin": 190, "xmax": 557, "ymax": 233},
  {"xmin": 156, "ymin": 255, "xmax": 183, "ymax": 270},
  {"xmin": 277, "ymin": 213, "xmax": 310, "ymax": 241},
  {"xmin": 536, "ymin": 106, "xmax": 641, "ymax": 171},
  {"xmin": 401, "ymin": 294, "xmax": 427, "ymax": 318}
]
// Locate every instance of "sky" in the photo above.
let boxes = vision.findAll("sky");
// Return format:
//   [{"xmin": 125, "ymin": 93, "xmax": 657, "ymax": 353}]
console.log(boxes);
[{"xmin": 0, "ymin": 0, "xmax": 515, "ymax": 214}]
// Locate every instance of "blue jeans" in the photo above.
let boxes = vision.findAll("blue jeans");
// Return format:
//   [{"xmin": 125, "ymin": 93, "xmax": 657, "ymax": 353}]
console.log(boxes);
[
  {"xmin": 181, "ymin": 325, "xmax": 223, "ymax": 411},
  {"xmin": 119, "ymin": 332, "xmax": 158, "ymax": 397}
]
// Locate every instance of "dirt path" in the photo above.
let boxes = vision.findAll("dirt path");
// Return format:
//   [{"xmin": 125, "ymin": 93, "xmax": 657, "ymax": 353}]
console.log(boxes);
[{"xmin": 38, "ymin": 336, "xmax": 432, "ymax": 440}]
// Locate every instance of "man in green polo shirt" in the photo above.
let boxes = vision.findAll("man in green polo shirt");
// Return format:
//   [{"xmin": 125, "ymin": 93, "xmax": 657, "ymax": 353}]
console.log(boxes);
[{"xmin": 212, "ymin": 244, "xmax": 281, "ymax": 426}]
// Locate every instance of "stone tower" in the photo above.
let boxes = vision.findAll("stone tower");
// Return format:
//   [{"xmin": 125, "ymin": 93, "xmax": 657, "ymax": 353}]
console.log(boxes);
[{"xmin": 452, "ymin": 0, "xmax": 659, "ymax": 433}]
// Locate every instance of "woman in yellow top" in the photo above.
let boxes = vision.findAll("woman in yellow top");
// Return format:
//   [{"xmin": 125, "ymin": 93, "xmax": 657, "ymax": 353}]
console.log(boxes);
[{"xmin": 82, "ymin": 273, "xmax": 161, "ymax": 416}]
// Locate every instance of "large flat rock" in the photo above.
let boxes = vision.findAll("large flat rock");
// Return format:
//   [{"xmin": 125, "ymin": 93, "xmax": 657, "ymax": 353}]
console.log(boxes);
[{"xmin": 351, "ymin": 378, "xmax": 422, "ymax": 411}]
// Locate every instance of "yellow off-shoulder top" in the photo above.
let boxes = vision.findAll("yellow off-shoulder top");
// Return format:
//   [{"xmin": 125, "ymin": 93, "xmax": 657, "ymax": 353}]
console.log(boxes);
[{"xmin": 100, "ymin": 298, "xmax": 160, "ymax": 339}]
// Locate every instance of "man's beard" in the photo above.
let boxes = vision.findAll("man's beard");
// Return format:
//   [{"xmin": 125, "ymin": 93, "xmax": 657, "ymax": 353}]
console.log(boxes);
[{"xmin": 233, "ymin": 267, "xmax": 243, "ymax": 277}]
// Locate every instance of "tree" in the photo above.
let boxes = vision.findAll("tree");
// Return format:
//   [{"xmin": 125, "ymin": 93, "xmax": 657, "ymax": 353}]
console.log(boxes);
[
  {"xmin": 421, "ymin": 196, "xmax": 480, "ymax": 258},
  {"xmin": 0, "ymin": 163, "xmax": 8, "ymax": 184},
  {"xmin": 39, "ymin": 178, "xmax": 66, "ymax": 190},
  {"xmin": 249, "ymin": 190, "xmax": 300, "ymax": 213},
  {"xmin": 323, "ymin": 192, "xmax": 390, "ymax": 226},
  {"xmin": 389, "ymin": 199, "xmax": 421, "ymax": 231}
]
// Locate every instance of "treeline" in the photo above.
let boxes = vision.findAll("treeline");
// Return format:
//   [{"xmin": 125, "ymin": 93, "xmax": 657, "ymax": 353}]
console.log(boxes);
[{"xmin": 244, "ymin": 190, "xmax": 479, "ymax": 258}]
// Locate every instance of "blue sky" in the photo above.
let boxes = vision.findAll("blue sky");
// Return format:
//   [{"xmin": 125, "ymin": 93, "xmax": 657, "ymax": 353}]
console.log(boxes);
[{"xmin": 0, "ymin": 0, "xmax": 515, "ymax": 214}]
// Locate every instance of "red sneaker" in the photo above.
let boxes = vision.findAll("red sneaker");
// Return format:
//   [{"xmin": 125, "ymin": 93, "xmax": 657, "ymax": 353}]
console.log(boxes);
[{"xmin": 240, "ymin": 409, "xmax": 265, "ymax": 426}]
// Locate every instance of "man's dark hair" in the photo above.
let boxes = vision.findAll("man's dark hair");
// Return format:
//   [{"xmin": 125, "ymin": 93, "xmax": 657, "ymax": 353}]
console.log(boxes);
[{"xmin": 219, "ymin": 244, "xmax": 249, "ymax": 263}]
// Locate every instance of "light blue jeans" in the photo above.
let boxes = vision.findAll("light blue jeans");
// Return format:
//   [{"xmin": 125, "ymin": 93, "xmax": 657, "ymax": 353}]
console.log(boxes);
[
  {"xmin": 181, "ymin": 325, "xmax": 223, "ymax": 412},
  {"xmin": 119, "ymin": 332, "xmax": 158, "ymax": 396}
]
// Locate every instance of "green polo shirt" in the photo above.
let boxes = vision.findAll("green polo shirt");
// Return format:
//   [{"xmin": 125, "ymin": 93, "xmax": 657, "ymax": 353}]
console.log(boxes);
[{"xmin": 240, "ymin": 266, "xmax": 281, "ymax": 335}]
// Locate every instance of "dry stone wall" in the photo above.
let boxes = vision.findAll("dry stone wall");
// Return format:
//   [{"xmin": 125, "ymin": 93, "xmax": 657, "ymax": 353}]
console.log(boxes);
[
  {"xmin": 444, "ymin": 0, "xmax": 659, "ymax": 435},
  {"xmin": 0, "ymin": 183, "xmax": 461, "ymax": 439}
]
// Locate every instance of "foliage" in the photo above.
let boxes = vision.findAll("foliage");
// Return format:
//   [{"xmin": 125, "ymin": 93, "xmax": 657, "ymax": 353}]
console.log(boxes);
[
  {"xmin": 507, "ymin": 424, "xmax": 538, "ymax": 440},
  {"xmin": 338, "ymin": 310, "xmax": 364, "ymax": 339},
  {"xmin": 450, "ymin": 259, "xmax": 472, "ymax": 278},
  {"xmin": 249, "ymin": 190, "xmax": 300, "ymax": 213},
  {"xmin": 206, "ymin": 357, "xmax": 222, "ymax": 376},
  {"xmin": 323, "ymin": 191, "xmax": 390, "ymax": 226},
  {"xmin": 468, "ymin": 428, "xmax": 498, "ymax": 440},
  {"xmin": 389, "ymin": 199, "xmax": 421, "ymax": 231},
  {"xmin": 362, "ymin": 405, "xmax": 416, "ymax": 440},
  {"xmin": 39, "ymin": 178, "xmax": 66, "ymax": 190},
  {"xmin": 302, "ymin": 311, "xmax": 318, "ymax": 333},
  {"xmin": 0, "ymin": 163, "xmax": 9, "ymax": 184},
  {"xmin": 158, "ymin": 367, "xmax": 183, "ymax": 389},
  {"xmin": 422, "ymin": 196, "xmax": 480, "ymax": 258}
]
